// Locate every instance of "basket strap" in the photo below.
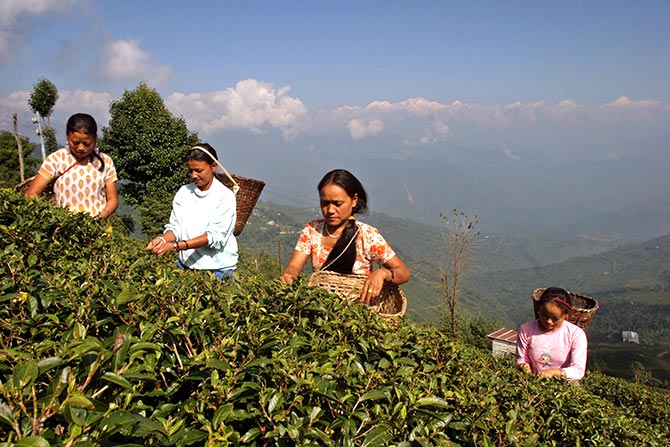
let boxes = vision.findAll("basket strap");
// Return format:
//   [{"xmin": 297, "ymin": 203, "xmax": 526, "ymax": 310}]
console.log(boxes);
[{"xmin": 191, "ymin": 145, "xmax": 240, "ymax": 194}]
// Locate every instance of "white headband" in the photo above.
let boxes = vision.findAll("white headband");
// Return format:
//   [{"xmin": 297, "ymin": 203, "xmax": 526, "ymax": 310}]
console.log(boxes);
[
  {"xmin": 191, "ymin": 145, "xmax": 220, "ymax": 168},
  {"xmin": 190, "ymin": 145, "xmax": 240, "ymax": 193}
]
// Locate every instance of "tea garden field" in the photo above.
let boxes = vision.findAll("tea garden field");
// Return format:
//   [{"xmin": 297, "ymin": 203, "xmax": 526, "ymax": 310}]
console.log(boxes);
[{"xmin": 1, "ymin": 188, "xmax": 669, "ymax": 446}]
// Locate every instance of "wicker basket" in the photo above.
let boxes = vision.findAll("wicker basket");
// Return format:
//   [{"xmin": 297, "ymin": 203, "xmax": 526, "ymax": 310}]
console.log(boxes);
[
  {"xmin": 215, "ymin": 173, "xmax": 265, "ymax": 236},
  {"xmin": 532, "ymin": 288, "xmax": 599, "ymax": 331},
  {"xmin": 14, "ymin": 175, "xmax": 55, "ymax": 198},
  {"xmin": 17, "ymin": 173, "xmax": 265, "ymax": 237},
  {"xmin": 308, "ymin": 270, "xmax": 407, "ymax": 320}
]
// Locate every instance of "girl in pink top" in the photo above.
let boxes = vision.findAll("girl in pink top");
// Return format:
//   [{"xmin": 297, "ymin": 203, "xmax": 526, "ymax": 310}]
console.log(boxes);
[{"xmin": 516, "ymin": 287, "xmax": 588, "ymax": 380}]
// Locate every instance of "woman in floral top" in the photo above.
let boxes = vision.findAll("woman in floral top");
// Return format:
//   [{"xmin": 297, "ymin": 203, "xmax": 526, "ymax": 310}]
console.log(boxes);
[{"xmin": 280, "ymin": 169, "xmax": 410, "ymax": 304}]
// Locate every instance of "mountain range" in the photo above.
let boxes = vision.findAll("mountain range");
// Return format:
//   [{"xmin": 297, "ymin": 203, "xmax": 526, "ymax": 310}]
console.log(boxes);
[{"xmin": 227, "ymin": 137, "xmax": 670, "ymax": 241}]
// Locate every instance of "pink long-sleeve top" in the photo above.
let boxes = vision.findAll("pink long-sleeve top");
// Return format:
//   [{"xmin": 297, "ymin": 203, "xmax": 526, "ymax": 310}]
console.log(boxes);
[{"xmin": 516, "ymin": 319, "xmax": 588, "ymax": 380}]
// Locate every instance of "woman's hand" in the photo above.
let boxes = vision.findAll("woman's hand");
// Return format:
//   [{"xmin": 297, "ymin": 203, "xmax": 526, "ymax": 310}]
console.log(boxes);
[
  {"xmin": 146, "ymin": 236, "xmax": 174, "ymax": 256},
  {"xmin": 537, "ymin": 368, "xmax": 564, "ymax": 378},
  {"xmin": 360, "ymin": 269, "xmax": 388, "ymax": 304},
  {"xmin": 279, "ymin": 273, "xmax": 295, "ymax": 284},
  {"xmin": 280, "ymin": 251, "xmax": 309, "ymax": 285},
  {"xmin": 519, "ymin": 363, "xmax": 532, "ymax": 374}
]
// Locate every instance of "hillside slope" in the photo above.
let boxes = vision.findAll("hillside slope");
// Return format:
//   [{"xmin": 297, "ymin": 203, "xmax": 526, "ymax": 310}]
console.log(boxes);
[
  {"xmin": 238, "ymin": 200, "xmax": 624, "ymax": 322},
  {"xmin": 468, "ymin": 235, "xmax": 670, "ymax": 344}
]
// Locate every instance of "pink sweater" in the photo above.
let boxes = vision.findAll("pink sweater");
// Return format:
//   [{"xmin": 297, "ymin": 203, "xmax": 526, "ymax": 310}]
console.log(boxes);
[{"xmin": 516, "ymin": 320, "xmax": 588, "ymax": 380}]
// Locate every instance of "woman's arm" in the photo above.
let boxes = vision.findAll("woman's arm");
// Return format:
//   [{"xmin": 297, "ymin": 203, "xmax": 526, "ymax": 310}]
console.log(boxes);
[
  {"xmin": 561, "ymin": 327, "xmax": 588, "ymax": 380},
  {"xmin": 360, "ymin": 255, "xmax": 411, "ymax": 305},
  {"xmin": 24, "ymin": 174, "xmax": 50, "ymax": 199},
  {"xmin": 382, "ymin": 255, "xmax": 410, "ymax": 285},
  {"xmin": 515, "ymin": 324, "xmax": 533, "ymax": 372},
  {"xmin": 100, "ymin": 180, "xmax": 119, "ymax": 218},
  {"xmin": 280, "ymin": 251, "xmax": 310, "ymax": 284}
]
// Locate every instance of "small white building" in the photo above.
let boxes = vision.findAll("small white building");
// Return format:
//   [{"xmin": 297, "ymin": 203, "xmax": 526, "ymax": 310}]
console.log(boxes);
[
  {"xmin": 622, "ymin": 331, "xmax": 640, "ymax": 344},
  {"xmin": 487, "ymin": 328, "xmax": 518, "ymax": 356}
]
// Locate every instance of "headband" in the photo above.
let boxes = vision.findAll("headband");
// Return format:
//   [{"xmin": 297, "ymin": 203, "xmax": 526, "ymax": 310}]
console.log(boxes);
[
  {"xmin": 189, "ymin": 145, "xmax": 240, "ymax": 194},
  {"xmin": 191, "ymin": 145, "xmax": 219, "ymax": 166},
  {"xmin": 547, "ymin": 296, "xmax": 572, "ymax": 309}
]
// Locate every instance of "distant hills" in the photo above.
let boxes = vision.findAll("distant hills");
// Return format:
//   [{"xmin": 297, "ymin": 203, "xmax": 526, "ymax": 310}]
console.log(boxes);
[
  {"xmin": 239, "ymin": 200, "xmax": 670, "ymax": 328},
  {"xmin": 240, "ymin": 199, "xmax": 670, "ymax": 381},
  {"xmin": 236, "ymin": 140, "xmax": 670, "ymax": 241}
]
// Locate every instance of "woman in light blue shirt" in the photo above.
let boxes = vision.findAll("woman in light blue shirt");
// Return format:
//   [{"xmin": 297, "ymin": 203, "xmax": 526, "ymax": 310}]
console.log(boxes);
[{"xmin": 146, "ymin": 144, "xmax": 238, "ymax": 280}]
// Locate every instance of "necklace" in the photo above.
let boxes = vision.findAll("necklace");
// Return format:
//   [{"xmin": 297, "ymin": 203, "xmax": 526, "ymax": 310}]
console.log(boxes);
[{"xmin": 324, "ymin": 224, "xmax": 342, "ymax": 239}]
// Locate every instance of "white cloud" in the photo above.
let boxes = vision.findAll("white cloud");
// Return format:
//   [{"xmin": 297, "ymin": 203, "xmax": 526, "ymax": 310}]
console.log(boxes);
[
  {"xmin": 0, "ymin": 0, "xmax": 86, "ymax": 61},
  {"xmin": 167, "ymin": 79, "xmax": 307, "ymax": 140},
  {"xmin": 102, "ymin": 39, "xmax": 171, "ymax": 87},
  {"xmin": 0, "ymin": 88, "xmax": 111, "ymax": 140},
  {"xmin": 397, "ymin": 97, "xmax": 447, "ymax": 115},
  {"xmin": 501, "ymin": 144, "xmax": 522, "ymax": 161},
  {"xmin": 602, "ymin": 96, "xmax": 660, "ymax": 110},
  {"xmin": 0, "ymin": 0, "xmax": 83, "ymax": 26},
  {"xmin": 347, "ymin": 119, "xmax": 384, "ymax": 140},
  {"xmin": 55, "ymin": 89, "xmax": 113, "ymax": 125}
]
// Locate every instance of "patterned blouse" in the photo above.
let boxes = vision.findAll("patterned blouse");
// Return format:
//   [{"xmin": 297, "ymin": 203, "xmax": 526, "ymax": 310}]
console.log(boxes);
[
  {"xmin": 294, "ymin": 219, "xmax": 396, "ymax": 275},
  {"xmin": 37, "ymin": 147, "xmax": 118, "ymax": 216}
]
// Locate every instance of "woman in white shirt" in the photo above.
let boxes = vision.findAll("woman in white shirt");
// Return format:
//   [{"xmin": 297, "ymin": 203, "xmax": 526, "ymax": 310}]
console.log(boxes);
[{"xmin": 146, "ymin": 144, "xmax": 238, "ymax": 280}]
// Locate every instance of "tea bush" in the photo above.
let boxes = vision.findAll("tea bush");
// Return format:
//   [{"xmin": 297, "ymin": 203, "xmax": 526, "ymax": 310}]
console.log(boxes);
[{"xmin": 1, "ymin": 188, "xmax": 669, "ymax": 446}]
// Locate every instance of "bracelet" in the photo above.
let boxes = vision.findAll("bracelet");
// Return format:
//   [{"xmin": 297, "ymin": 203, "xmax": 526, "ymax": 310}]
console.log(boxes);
[
  {"xmin": 173, "ymin": 241, "xmax": 178, "ymax": 251},
  {"xmin": 388, "ymin": 268, "xmax": 395, "ymax": 282},
  {"xmin": 184, "ymin": 240, "xmax": 190, "ymax": 249}
]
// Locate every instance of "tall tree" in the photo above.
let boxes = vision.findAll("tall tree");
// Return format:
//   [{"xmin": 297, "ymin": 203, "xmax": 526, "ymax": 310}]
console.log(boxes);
[
  {"xmin": 0, "ymin": 131, "xmax": 38, "ymax": 188},
  {"xmin": 28, "ymin": 78, "xmax": 59, "ymax": 126},
  {"xmin": 439, "ymin": 209, "xmax": 481, "ymax": 338},
  {"xmin": 42, "ymin": 126, "xmax": 59, "ymax": 154},
  {"xmin": 28, "ymin": 78, "xmax": 59, "ymax": 159},
  {"xmin": 100, "ymin": 83, "xmax": 199, "ymax": 235}
]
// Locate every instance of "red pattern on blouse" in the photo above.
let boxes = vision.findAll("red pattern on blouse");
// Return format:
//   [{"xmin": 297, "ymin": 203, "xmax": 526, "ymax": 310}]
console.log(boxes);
[{"xmin": 295, "ymin": 220, "xmax": 396, "ymax": 275}]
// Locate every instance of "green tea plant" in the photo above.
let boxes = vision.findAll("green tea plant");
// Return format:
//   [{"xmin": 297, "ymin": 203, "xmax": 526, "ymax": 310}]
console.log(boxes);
[{"xmin": 1, "ymin": 188, "xmax": 669, "ymax": 446}]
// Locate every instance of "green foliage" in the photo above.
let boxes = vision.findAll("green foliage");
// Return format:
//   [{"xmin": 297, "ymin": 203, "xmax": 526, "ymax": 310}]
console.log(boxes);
[
  {"xmin": 135, "ymin": 188, "xmax": 175, "ymax": 237},
  {"xmin": 0, "ymin": 131, "xmax": 39, "ymax": 188},
  {"xmin": 41, "ymin": 126, "xmax": 58, "ymax": 155},
  {"xmin": 28, "ymin": 78, "xmax": 59, "ymax": 120},
  {"xmin": 100, "ymin": 83, "xmax": 199, "ymax": 234},
  {"xmin": 1, "ymin": 187, "xmax": 669, "ymax": 446}
]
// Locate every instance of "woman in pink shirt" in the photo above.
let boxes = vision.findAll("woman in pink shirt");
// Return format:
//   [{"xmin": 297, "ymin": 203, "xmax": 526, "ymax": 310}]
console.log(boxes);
[{"xmin": 516, "ymin": 287, "xmax": 588, "ymax": 380}]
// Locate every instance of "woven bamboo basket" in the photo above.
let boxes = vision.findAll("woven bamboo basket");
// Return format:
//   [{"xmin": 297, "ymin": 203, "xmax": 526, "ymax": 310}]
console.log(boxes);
[
  {"xmin": 17, "ymin": 173, "xmax": 265, "ymax": 237},
  {"xmin": 14, "ymin": 175, "xmax": 54, "ymax": 197},
  {"xmin": 308, "ymin": 270, "xmax": 407, "ymax": 320},
  {"xmin": 532, "ymin": 287, "xmax": 599, "ymax": 331},
  {"xmin": 215, "ymin": 173, "xmax": 265, "ymax": 236}
]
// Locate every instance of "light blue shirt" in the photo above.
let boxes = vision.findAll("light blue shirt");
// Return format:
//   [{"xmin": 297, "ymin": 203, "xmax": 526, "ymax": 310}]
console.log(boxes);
[{"xmin": 165, "ymin": 178, "xmax": 238, "ymax": 270}]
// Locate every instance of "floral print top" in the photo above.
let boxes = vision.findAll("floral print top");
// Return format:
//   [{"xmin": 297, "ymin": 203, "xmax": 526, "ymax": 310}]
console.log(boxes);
[
  {"xmin": 37, "ymin": 147, "xmax": 117, "ymax": 216},
  {"xmin": 295, "ymin": 219, "xmax": 396, "ymax": 275}
]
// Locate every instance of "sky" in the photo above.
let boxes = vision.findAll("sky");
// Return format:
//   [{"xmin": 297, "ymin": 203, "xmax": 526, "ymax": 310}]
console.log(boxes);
[{"xmin": 1, "ymin": 0, "xmax": 670, "ymax": 213}]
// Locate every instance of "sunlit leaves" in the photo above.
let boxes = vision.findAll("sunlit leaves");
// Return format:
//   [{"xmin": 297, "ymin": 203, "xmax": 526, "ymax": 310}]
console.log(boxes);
[{"xmin": 1, "ymin": 187, "xmax": 669, "ymax": 446}]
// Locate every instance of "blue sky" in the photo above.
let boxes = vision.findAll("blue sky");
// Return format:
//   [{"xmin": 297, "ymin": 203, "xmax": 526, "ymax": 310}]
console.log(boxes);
[{"xmin": 1, "ymin": 0, "xmax": 669, "ymax": 169}]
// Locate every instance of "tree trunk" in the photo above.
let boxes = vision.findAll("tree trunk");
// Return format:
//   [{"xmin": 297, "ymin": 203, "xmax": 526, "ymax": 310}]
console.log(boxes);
[{"xmin": 13, "ymin": 113, "xmax": 25, "ymax": 182}]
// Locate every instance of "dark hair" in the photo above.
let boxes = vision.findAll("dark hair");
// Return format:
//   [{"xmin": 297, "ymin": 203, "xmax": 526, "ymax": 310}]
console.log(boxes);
[
  {"xmin": 66, "ymin": 113, "xmax": 103, "ymax": 172},
  {"xmin": 186, "ymin": 143, "xmax": 218, "ymax": 165},
  {"xmin": 319, "ymin": 169, "xmax": 367, "ymax": 274},
  {"xmin": 66, "ymin": 113, "xmax": 98, "ymax": 137},
  {"xmin": 318, "ymin": 169, "xmax": 368, "ymax": 214},
  {"xmin": 539, "ymin": 287, "xmax": 572, "ymax": 314}
]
